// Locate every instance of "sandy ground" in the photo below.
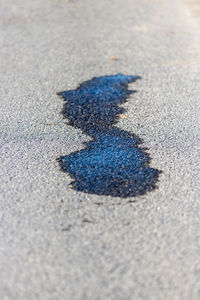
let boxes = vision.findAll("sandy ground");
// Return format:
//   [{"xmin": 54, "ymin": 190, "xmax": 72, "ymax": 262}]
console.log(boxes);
[{"xmin": 0, "ymin": 0, "xmax": 200, "ymax": 299}]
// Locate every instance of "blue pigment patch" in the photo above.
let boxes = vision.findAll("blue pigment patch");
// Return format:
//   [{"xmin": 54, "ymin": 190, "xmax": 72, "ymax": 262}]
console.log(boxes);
[{"xmin": 57, "ymin": 74, "xmax": 160, "ymax": 198}]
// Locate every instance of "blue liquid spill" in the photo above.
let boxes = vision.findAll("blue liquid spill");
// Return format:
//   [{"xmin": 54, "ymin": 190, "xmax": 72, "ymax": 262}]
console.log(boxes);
[{"xmin": 57, "ymin": 74, "xmax": 160, "ymax": 198}]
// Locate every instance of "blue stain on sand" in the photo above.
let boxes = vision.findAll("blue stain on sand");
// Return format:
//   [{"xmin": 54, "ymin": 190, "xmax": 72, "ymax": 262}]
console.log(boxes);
[{"xmin": 57, "ymin": 74, "xmax": 160, "ymax": 198}]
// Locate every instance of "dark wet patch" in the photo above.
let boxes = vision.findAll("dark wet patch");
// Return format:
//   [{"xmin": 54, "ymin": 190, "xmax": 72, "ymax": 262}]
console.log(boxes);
[
  {"xmin": 82, "ymin": 218, "xmax": 95, "ymax": 224},
  {"xmin": 57, "ymin": 74, "xmax": 161, "ymax": 198},
  {"xmin": 61, "ymin": 225, "xmax": 72, "ymax": 231}
]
